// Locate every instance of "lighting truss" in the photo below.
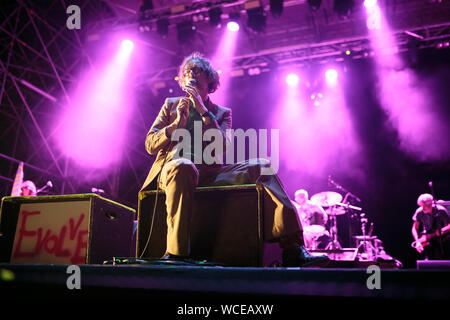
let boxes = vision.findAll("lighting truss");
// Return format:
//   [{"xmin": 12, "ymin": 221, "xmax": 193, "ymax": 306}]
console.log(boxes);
[{"xmin": 0, "ymin": 0, "xmax": 150, "ymax": 208}]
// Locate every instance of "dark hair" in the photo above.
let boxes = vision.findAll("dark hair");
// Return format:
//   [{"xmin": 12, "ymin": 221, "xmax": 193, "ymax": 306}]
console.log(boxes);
[{"xmin": 177, "ymin": 52, "xmax": 220, "ymax": 93}]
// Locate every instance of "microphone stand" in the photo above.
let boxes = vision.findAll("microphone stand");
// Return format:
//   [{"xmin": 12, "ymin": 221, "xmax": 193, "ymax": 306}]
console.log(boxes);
[
  {"xmin": 36, "ymin": 181, "xmax": 53, "ymax": 195},
  {"xmin": 329, "ymin": 177, "xmax": 361, "ymax": 203},
  {"xmin": 329, "ymin": 176, "xmax": 363, "ymax": 247}
]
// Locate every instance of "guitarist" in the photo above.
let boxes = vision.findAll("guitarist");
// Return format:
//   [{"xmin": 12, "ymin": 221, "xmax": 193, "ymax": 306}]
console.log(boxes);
[{"xmin": 412, "ymin": 193, "xmax": 450, "ymax": 259}]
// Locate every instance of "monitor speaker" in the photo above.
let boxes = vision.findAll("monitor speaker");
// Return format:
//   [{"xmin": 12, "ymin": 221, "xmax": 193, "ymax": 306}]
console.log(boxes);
[{"xmin": 0, "ymin": 194, "xmax": 136, "ymax": 264}]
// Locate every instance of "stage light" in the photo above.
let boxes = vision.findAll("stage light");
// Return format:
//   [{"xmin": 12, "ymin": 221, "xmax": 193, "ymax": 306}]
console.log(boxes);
[
  {"xmin": 286, "ymin": 74, "xmax": 299, "ymax": 87},
  {"xmin": 228, "ymin": 11, "xmax": 241, "ymax": 31},
  {"xmin": 138, "ymin": 24, "xmax": 151, "ymax": 32},
  {"xmin": 311, "ymin": 92, "xmax": 323, "ymax": 99},
  {"xmin": 176, "ymin": 20, "xmax": 196, "ymax": 44},
  {"xmin": 310, "ymin": 91, "xmax": 323, "ymax": 106},
  {"xmin": 365, "ymin": 0, "xmax": 381, "ymax": 30},
  {"xmin": 364, "ymin": 0, "xmax": 377, "ymax": 8},
  {"xmin": 209, "ymin": 7, "xmax": 222, "ymax": 27},
  {"xmin": 248, "ymin": 67, "xmax": 261, "ymax": 76},
  {"xmin": 138, "ymin": 0, "xmax": 153, "ymax": 32},
  {"xmin": 121, "ymin": 40, "xmax": 134, "ymax": 52},
  {"xmin": 334, "ymin": 0, "xmax": 354, "ymax": 18},
  {"xmin": 307, "ymin": 0, "xmax": 322, "ymax": 10},
  {"xmin": 270, "ymin": 0, "xmax": 284, "ymax": 18},
  {"xmin": 247, "ymin": 7, "xmax": 266, "ymax": 33},
  {"xmin": 192, "ymin": 13, "xmax": 205, "ymax": 23},
  {"xmin": 227, "ymin": 21, "xmax": 240, "ymax": 32},
  {"xmin": 156, "ymin": 18, "xmax": 169, "ymax": 38},
  {"xmin": 325, "ymin": 68, "xmax": 338, "ymax": 86}
]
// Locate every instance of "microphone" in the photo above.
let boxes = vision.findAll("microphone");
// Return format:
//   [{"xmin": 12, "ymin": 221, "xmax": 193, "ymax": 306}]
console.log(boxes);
[
  {"xmin": 428, "ymin": 181, "xmax": 435, "ymax": 200},
  {"xmin": 36, "ymin": 180, "xmax": 53, "ymax": 194},
  {"xmin": 180, "ymin": 78, "xmax": 197, "ymax": 118},
  {"xmin": 185, "ymin": 78, "xmax": 197, "ymax": 94}
]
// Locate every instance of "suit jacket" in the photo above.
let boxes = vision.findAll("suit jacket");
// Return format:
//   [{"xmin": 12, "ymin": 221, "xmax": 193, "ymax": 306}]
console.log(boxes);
[{"xmin": 141, "ymin": 96, "xmax": 232, "ymax": 191}]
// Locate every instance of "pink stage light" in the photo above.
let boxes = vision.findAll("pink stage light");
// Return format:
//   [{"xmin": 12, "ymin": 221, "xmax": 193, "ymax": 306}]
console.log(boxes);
[
  {"xmin": 364, "ymin": 0, "xmax": 377, "ymax": 8},
  {"xmin": 227, "ymin": 21, "xmax": 239, "ymax": 32},
  {"xmin": 365, "ymin": 0, "xmax": 381, "ymax": 30},
  {"xmin": 210, "ymin": 22, "xmax": 239, "ymax": 106},
  {"xmin": 286, "ymin": 74, "xmax": 299, "ymax": 87},
  {"xmin": 364, "ymin": 0, "xmax": 449, "ymax": 161},
  {"xmin": 121, "ymin": 39, "xmax": 134, "ymax": 52},
  {"xmin": 57, "ymin": 38, "xmax": 135, "ymax": 168},
  {"xmin": 325, "ymin": 69, "xmax": 338, "ymax": 86},
  {"xmin": 273, "ymin": 71, "xmax": 360, "ymax": 178}
]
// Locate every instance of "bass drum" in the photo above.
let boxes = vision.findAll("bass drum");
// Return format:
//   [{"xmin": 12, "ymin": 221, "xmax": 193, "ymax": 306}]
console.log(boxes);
[{"xmin": 302, "ymin": 212, "xmax": 329, "ymax": 250}]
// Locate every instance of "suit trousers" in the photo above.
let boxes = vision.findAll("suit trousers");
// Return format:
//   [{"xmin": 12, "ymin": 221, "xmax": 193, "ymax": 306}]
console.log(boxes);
[{"xmin": 157, "ymin": 157, "xmax": 302, "ymax": 256}]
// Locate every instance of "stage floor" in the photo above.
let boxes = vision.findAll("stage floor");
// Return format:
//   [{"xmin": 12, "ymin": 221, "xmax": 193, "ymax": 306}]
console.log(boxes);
[{"xmin": 1, "ymin": 262, "xmax": 449, "ymax": 304}]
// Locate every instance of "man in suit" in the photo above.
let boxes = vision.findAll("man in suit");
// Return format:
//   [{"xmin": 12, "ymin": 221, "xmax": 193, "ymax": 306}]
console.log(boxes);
[{"xmin": 141, "ymin": 52, "xmax": 328, "ymax": 267}]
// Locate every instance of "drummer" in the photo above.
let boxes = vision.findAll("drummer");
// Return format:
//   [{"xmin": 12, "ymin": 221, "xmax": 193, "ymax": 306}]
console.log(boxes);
[{"xmin": 292, "ymin": 189, "xmax": 329, "ymax": 249}]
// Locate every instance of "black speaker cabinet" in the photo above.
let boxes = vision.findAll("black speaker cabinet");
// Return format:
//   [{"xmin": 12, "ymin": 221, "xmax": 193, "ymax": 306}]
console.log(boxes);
[
  {"xmin": 137, "ymin": 184, "xmax": 282, "ymax": 267},
  {"xmin": 0, "ymin": 194, "xmax": 136, "ymax": 264}
]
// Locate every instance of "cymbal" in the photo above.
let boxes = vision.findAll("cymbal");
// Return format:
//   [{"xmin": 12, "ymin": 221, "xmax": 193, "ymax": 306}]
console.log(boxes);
[
  {"xmin": 310, "ymin": 191, "xmax": 342, "ymax": 207},
  {"xmin": 325, "ymin": 206, "xmax": 346, "ymax": 215}
]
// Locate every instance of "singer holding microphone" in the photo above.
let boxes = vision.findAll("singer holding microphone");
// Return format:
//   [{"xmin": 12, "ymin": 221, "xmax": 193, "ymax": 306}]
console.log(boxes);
[{"xmin": 140, "ymin": 52, "xmax": 328, "ymax": 267}]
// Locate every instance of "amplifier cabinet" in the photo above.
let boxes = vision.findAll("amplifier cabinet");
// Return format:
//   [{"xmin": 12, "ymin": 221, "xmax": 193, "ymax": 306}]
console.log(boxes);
[
  {"xmin": 0, "ymin": 194, "xmax": 136, "ymax": 264},
  {"xmin": 137, "ymin": 184, "xmax": 282, "ymax": 267}
]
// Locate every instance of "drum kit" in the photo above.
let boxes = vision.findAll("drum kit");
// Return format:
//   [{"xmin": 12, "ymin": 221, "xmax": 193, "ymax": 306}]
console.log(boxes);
[
  {"xmin": 301, "ymin": 190, "xmax": 384, "ymax": 260},
  {"xmin": 309, "ymin": 191, "xmax": 351, "ymax": 250}
]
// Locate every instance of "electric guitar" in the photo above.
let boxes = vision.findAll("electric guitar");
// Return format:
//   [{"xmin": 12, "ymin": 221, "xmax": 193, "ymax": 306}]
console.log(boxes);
[{"xmin": 412, "ymin": 224, "xmax": 450, "ymax": 249}]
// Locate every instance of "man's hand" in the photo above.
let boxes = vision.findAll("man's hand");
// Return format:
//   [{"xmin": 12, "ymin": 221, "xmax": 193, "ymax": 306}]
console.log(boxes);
[
  {"xmin": 175, "ymin": 97, "xmax": 190, "ymax": 128},
  {"xmin": 166, "ymin": 98, "xmax": 189, "ymax": 138},
  {"xmin": 183, "ymin": 84, "xmax": 207, "ymax": 116},
  {"xmin": 414, "ymin": 240, "xmax": 424, "ymax": 253}
]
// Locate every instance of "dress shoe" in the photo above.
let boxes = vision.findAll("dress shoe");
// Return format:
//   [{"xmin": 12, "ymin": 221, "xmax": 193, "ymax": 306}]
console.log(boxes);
[
  {"xmin": 159, "ymin": 253, "xmax": 199, "ymax": 264},
  {"xmin": 161, "ymin": 253, "xmax": 190, "ymax": 261},
  {"xmin": 282, "ymin": 245, "xmax": 330, "ymax": 267}
]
